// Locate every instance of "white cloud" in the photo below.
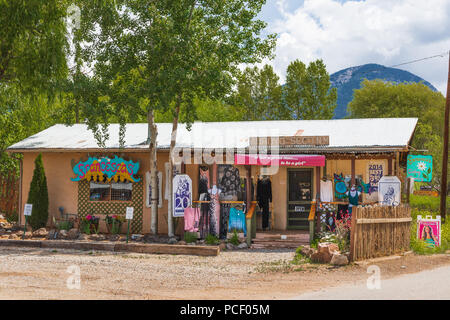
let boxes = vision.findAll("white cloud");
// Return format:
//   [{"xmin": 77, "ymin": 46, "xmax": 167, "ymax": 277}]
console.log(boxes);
[{"xmin": 266, "ymin": 0, "xmax": 450, "ymax": 94}]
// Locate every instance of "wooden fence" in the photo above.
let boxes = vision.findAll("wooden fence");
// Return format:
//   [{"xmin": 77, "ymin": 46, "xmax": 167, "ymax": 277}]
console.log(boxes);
[
  {"xmin": 0, "ymin": 173, "xmax": 19, "ymax": 217},
  {"xmin": 349, "ymin": 204, "xmax": 412, "ymax": 261}
]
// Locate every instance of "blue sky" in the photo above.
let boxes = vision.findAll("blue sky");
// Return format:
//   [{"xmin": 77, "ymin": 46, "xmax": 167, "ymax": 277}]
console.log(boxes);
[{"xmin": 256, "ymin": 0, "xmax": 450, "ymax": 94}]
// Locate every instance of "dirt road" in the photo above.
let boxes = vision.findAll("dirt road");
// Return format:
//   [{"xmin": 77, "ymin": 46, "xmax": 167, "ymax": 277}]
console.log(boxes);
[{"xmin": 0, "ymin": 247, "xmax": 449, "ymax": 299}]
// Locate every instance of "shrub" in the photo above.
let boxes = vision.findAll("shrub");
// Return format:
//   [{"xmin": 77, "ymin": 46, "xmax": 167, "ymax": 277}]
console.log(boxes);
[
  {"xmin": 205, "ymin": 234, "xmax": 220, "ymax": 245},
  {"xmin": 27, "ymin": 154, "xmax": 49, "ymax": 230},
  {"xmin": 184, "ymin": 232, "xmax": 197, "ymax": 243},
  {"xmin": 229, "ymin": 230, "xmax": 240, "ymax": 246},
  {"xmin": 56, "ymin": 220, "xmax": 73, "ymax": 231}
]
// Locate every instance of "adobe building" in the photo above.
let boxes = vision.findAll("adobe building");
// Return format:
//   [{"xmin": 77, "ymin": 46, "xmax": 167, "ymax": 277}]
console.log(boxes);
[{"xmin": 7, "ymin": 118, "xmax": 418, "ymax": 236}]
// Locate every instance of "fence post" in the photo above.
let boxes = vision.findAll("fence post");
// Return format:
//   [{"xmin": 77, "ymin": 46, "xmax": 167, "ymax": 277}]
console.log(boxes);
[{"xmin": 349, "ymin": 206, "xmax": 358, "ymax": 262}]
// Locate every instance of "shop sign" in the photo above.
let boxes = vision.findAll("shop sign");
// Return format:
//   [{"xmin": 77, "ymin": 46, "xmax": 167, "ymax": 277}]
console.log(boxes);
[
  {"xmin": 407, "ymin": 155, "xmax": 433, "ymax": 182},
  {"xmin": 250, "ymin": 136, "xmax": 329, "ymax": 147},
  {"xmin": 235, "ymin": 154, "xmax": 325, "ymax": 167},
  {"xmin": 368, "ymin": 162, "xmax": 383, "ymax": 192},
  {"xmin": 378, "ymin": 176, "xmax": 401, "ymax": 206},
  {"xmin": 417, "ymin": 215, "xmax": 441, "ymax": 247},
  {"xmin": 24, "ymin": 204, "xmax": 33, "ymax": 216},
  {"xmin": 71, "ymin": 156, "xmax": 140, "ymax": 182},
  {"xmin": 173, "ymin": 174, "xmax": 192, "ymax": 217},
  {"xmin": 126, "ymin": 207, "xmax": 134, "ymax": 220}
]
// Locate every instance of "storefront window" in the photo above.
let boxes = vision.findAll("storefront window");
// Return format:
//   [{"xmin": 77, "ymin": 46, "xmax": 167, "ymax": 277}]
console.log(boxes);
[
  {"xmin": 89, "ymin": 182, "xmax": 110, "ymax": 201},
  {"xmin": 89, "ymin": 181, "xmax": 132, "ymax": 201},
  {"xmin": 111, "ymin": 182, "xmax": 132, "ymax": 201}
]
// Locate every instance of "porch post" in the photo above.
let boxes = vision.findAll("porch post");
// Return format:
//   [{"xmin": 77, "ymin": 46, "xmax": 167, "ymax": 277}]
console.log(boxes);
[{"xmin": 351, "ymin": 156, "xmax": 356, "ymax": 186}]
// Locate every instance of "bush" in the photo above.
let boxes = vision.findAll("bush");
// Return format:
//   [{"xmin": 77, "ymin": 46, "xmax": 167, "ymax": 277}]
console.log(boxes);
[
  {"xmin": 184, "ymin": 232, "xmax": 197, "ymax": 243},
  {"xmin": 56, "ymin": 220, "xmax": 73, "ymax": 231},
  {"xmin": 27, "ymin": 154, "xmax": 49, "ymax": 230},
  {"xmin": 205, "ymin": 234, "xmax": 220, "ymax": 245},
  {"xmin": 229, "ymin": 230, "xmax": 240, "ymax": 246}
]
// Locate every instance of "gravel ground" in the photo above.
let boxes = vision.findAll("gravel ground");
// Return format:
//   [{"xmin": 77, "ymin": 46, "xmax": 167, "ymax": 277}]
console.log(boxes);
[{"xmin": 0, "ymin": 247, "xmax": 449, "ymax": 300}]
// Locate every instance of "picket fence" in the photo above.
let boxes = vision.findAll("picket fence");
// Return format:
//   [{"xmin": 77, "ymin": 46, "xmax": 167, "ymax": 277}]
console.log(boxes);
[
  {"xmin": 349, "ymin": 204, "xmax": 412, "ymax": 261},
  {"xmin": 0, "ymin": 173, "xmax": 19, "ymax": 217}
]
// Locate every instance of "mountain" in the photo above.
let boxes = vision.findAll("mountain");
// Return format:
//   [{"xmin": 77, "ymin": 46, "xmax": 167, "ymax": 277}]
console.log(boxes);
[{"xmin": 330, "ymin": 63, "xmax": 438, "ymax": 119}]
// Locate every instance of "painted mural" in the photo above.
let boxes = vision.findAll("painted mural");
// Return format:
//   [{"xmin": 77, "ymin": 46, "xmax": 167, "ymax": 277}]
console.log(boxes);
[{"xmin": 71, "ymin": 156, "xmax": 140, "ymax": 183}]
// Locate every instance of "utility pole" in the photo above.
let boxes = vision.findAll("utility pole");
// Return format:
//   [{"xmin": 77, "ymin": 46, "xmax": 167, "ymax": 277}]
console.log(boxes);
[{"xmin": 440, "ymin": 50, "xmax": 450, "ymax": 223}]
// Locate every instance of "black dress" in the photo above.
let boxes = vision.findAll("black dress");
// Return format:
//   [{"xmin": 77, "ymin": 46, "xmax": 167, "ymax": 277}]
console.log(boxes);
[{"xmin": 257, "ymin": 178, "xmax": 272, "ymax": 230}]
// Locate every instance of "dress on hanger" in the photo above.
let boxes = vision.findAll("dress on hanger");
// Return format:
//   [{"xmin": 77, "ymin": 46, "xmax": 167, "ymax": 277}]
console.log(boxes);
[{"xmin": 257, "ymin": 177, "xmax": 272, "ymax": 230}]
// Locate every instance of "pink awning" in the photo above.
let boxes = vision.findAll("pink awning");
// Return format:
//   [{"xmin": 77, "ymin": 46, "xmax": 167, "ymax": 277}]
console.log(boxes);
[{"xmin": 234, "ymin": 154, "xmax": 325, "ymax": 167}]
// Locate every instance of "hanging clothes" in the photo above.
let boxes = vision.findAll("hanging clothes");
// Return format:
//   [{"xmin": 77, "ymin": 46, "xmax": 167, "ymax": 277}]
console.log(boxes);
[
  {"xmin": 228, "ymin": 207, "xmax": 247, "ymax": 236},
  {"xmin": 218, "ymin": 165, "xmax": 241, "ymax": 200},
  {"xmin": 219, "ymin": 203, "xmax": 231, "ymax": 240},
  {"xmin": 184, "ymin": 207, "xmax": 200, "ymax": 232},
  {"xmin": 346, "ymin": 188, "xmax": 361, "ymax": 214},
  {"xmin": 198, "ymin": 193, "xmax": 211, "ymax": 238},
  {"xmin": 257, "ymin": 177, "xmax": 272, "ymax": 230},
  {"xmin": 199, "ymin": 166, "xmax": 210, "ymax": 195},
  {"xmin": 320, "ymin": 180, "xmax": 333, "ymax": 202},
  {"xmin": 208, "ymin": 185, "xmax": 220, "ymax": 236}
]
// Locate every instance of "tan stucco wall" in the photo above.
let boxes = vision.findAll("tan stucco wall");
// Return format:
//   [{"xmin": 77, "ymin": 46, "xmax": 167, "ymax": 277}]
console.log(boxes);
[{"xmin": 21, "ymin": 151, "xmax": 177, "ymax": 234}]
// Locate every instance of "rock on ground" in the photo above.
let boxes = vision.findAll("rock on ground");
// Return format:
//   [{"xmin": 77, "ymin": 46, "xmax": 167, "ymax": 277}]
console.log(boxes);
[
  {"xmin": 32, "ymin": 228, "xmax": 48, "ymax": 238},
  {"xmin": 67, "ymin": 228, "xmax": 80, "ymax": 240},
  {"xmin": 330, "ymin": 253, "xmax": 349, "ymax": 266}
]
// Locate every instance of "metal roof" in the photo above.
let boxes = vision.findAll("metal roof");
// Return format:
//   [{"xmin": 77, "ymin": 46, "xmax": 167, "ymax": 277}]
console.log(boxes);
[{"xmin": 7, "ymin": 118, "xmax": 418, "ymax": 152}]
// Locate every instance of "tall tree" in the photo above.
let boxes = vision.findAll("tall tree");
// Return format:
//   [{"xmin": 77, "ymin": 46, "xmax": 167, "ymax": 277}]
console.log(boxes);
[
  {"xmin": 27, "ymin": 154, "xmax": 49, "ymax": 230},
  {"xmin": 283, "ymin": 59, "xmax": 337, "ymax": 120},
  {"xmin": 79, "ymin": 1, "xmax": 276, "ymax": 236},
  {"xmin": 0, "ymin": 0, "xmax": 68, "ymax": 89},
  {"xmin": 232, "ymin": 64, "xmax": 286, "ymax": 120},
  {"xmin": 348, "ymin": 79, "xmax": 447, "ymax": 189}
]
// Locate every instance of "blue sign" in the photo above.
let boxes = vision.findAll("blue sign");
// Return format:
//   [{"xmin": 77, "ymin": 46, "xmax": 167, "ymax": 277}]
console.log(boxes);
[{"xmin": 407, "ymin": 155, "xmax": 433, "ymax": 182}]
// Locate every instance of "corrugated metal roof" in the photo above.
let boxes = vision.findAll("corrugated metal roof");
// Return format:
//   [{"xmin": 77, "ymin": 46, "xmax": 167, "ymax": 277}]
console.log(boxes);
[{"xmin": 7, "ymin": 118, "xmax": 418, "ymax": 152}]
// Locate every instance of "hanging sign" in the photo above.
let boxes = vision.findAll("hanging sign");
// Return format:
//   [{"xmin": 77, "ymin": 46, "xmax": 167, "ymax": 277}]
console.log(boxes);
[
  {"xmin": 417, "ymin": 215, "xmax": 441, "ymax": 247},
  {"xmin": 407, "ymin": 155, "xmax": 433, "ymax": 182},
  {"xmin": 24, "ymin": 204, "xmax": 33, "ymax": 216},
  {"xmin": 71, "ymin": 156, "xmax": 140, "ymax": 182},
  {"xmin": 173, "ymin": 175, "xmax": 192, "ymax": 217},
  {"xmin": 249, "ymin": 136, "xmax": 329, "ymax": 147},
  {"xmin": 378, "ymin": 176, "xmax": 401, "ymax": 206}
]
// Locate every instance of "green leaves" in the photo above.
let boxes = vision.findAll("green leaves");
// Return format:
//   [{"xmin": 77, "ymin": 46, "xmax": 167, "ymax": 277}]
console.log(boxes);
[
  {"xmin": 348, "ymin": 80, "xmax": 447, "ymax": 188},
  {"xmin": 230, "ymin": 59, "xmax": 337, "ymax": 121}
]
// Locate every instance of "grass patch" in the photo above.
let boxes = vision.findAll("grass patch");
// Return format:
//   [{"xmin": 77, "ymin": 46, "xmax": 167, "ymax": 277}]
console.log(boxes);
[
  {"xmin": 184, "ymin": 232, "xmax": 197, "ymax": 243},
  {"xmin": 228, "ymin": 230, "xmax": 240, "ymax": 246},
  {"xmin": 205, "ymin": 234, "xmax": 220, "ymax": 245},
  {"xmin": 410, "ymin": 195, "xmax": 450, "ymax": 213}
]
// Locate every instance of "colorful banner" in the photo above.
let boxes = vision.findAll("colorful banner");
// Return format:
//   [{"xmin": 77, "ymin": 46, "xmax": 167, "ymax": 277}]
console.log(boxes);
[
  {"xmin": 71, "ymin": 156, "xmax": 140, "ymax": 182},
  {"xmin": 234, "ymin": 154, "xmax": 325, "ymax": 167},
  {"xmin": 407, "ymin": 155, "xmax": 433, "ymax": 182},
  {"xmin": 417, "ymin": 215, "xmax": 441, "ymax": 247}
]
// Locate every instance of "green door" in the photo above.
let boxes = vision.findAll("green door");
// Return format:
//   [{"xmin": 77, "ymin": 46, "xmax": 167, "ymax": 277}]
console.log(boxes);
[{"xmin": 287, "ymin": 169, "xmax": 313, "ymax": 230}]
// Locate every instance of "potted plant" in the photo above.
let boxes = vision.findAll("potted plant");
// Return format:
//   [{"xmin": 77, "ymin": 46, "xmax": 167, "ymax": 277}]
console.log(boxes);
[
  {"xmin": 80, "ymin": 214, "xmax": 99, "ymax": 234},
  {"xmin": 104, "ymin": 215, "xmax": 125, "ymax": 234}
]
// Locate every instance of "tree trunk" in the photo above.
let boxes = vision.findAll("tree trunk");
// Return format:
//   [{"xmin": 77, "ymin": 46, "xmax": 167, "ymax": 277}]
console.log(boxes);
[
  {"xmin": 167, "ymin": 99, "xmax": 181, "ymax": 238},
  {"xmin": 148, "ymin": 110, "xmax": 159, "ymax": 234}
]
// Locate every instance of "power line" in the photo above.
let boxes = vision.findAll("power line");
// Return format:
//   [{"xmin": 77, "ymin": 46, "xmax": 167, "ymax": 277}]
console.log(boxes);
[{"xmin": 390, "ymin": 51, "xmax": 449, "ymax": 68}]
